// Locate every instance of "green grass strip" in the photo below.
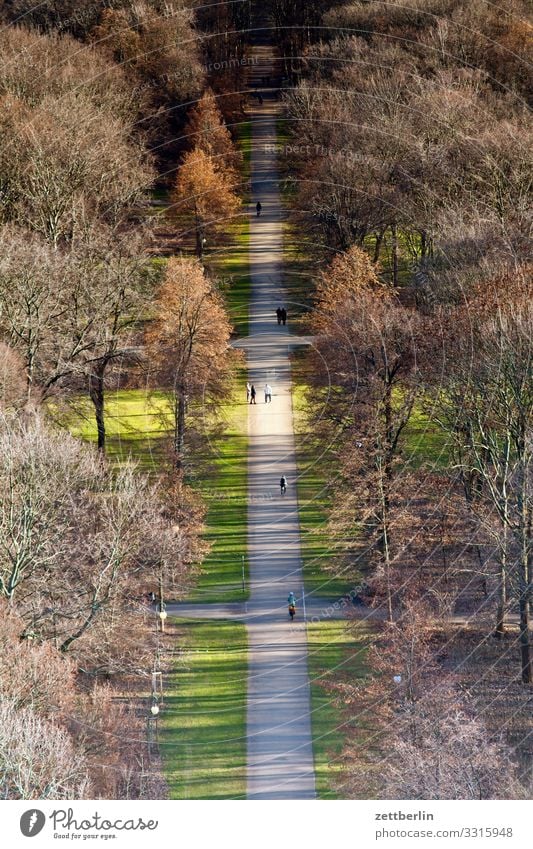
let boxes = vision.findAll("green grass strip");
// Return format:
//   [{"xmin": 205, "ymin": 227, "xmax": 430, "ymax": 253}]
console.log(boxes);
[
  {"xmin": 53, "ymin": 389, "xmax": 172, "ymax": 474},
  {"xmin": 160, "ymin": 618, "xmax": 247, "ymax": 799},
  {"xmin": 307, "ymin": 619, "xmax": 371, "ymax": 798},
  {"xmin": 188, "ymin": 382, "xmax": 249, "ymax": 603},
  {"xmin": 292, "ymin": 380, "xmax": 354, "ymax": 600}
]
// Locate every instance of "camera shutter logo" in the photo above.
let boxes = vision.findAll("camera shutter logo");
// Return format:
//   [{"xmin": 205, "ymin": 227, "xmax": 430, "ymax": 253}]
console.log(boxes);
[{"xmin": 20, "ymin": 810, "xmax": 46, "ymax": 837}]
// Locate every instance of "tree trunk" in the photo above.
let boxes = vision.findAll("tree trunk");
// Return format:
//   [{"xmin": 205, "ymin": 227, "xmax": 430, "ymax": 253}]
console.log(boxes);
[
  {"xmin": 60, "ymin": 602, "xmax": 100, "ymax": 653},
  {"xmin": 373, "ymin": 229, "xmax": 384, "ymax": 264},
  {"xmin": 376, "ymin": 447, "xmax": 393, "ymax": 623},
  {"xmin": 519, "ymin": 591, "xmax": 532, "ymax": 683},
  {"xmin": 89, "ymin": 364, "xmax": 106, "ymax": 453},
  {"xmin": 494, "ymin": 558, "xmax": 507, "ymax": 638},
  {"xmin": 495, "ymin": 522, "xmax": 508, "ymax": 638},
  {"xmin": 174, "ymin": 384, "xmax": 186, "ymax": 470},
  {"xmin": 195, "ymin": 209, "xmax": 204, "ymax": 259},
  {"xmin": 420, "ymin": 230, "xmax": 427, "ymax": 261},
  {"xmin": 391, "ymin": 223, "xmax": 399, "ymax": 287}
]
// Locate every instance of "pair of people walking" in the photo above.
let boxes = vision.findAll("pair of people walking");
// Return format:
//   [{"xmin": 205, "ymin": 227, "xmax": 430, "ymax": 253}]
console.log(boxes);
[
  {"xmin": 247, "ymin": 382, "xmax": 272, "ymax": 404},
  {"xmin": 276, "ymin": 306, "xmax": 287, "ymax": 326}
]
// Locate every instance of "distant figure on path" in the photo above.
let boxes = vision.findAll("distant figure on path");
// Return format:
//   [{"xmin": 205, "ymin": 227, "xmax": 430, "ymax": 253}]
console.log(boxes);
[
  {"xmin": 246, "ymin": 382, "xmax": 251, "ymax": 402},
  {"xmin": 281, "ymin": 307, "xmax": 287, "ymax": 325},
  {"xmin": 288, "ymin": 591, "xmax": 296, "ymax": 620},
  {"xmin": 264, "ymin": 383, "xmax": 272, "ymax": 403},
  {"xmin": 256, "ymin": 201, "xmax": 262, "ymax": 217},
  {"xmin": 276, "ymin": 307, "xmax": 282, "ymax": 325},
  {"xmin": 258, "ymin": 94, "xmax": 263, "ymax": 105},
  {"xmin": 250, "ymin": 384, "xmax": 257, "ymax": 404},
  {"xmin": 280, "ymin": 474, "xmax": 287, "ymax": 495}
]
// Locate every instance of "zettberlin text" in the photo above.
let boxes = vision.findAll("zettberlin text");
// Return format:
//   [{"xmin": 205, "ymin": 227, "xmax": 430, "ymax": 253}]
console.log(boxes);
[{"xmin": 375, "ymin": 811, "xmax": 434, "ymax": 821}]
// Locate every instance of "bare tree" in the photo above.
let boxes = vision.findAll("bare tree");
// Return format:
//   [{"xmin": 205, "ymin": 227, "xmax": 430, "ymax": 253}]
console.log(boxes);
[
  {"xmin": 310, "ymin": 247, "xmax": 422, "ymax": 618},
  {"xmin": 0, "ymin": 698, "xmax": 91, "ymax": 799},
  {"xmin": 0, "ymin": 226, "xmax": 151, "ymax": 450},
  {"xmin": 0, "ymin": 415, "xmax": 194, "ymax": 666},
  {"xmin": 428, "ymin": 270, "xmax": 533, "ymax": 681}
]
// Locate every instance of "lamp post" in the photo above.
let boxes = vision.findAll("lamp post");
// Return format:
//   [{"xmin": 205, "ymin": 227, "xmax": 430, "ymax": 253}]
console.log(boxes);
[
  {"xmin": 147, "ymin": 701, "xmax": 160, "ymax": 755},
  {"xmin": 158, "ymin": 575, "xmax": 167, "ymax": 632},
  {"xmin": 152, "ymin": 669, "xmax": 163, "ymax": 708},
  {"xmin": 151, "ymin": 702, "xmax": 159, "ymax": 746}
]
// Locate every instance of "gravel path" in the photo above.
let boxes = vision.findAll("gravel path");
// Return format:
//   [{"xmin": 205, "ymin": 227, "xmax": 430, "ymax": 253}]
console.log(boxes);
[{"xmin": 243, "ymin": 60, "xmax": 316, "ymax": 799}]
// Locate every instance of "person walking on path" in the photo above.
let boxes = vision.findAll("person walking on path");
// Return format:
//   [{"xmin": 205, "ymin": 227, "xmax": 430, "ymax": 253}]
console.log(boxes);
[
  {"xmin": 256, "ymin": 201, "xmax": 262, "ymax": 217},
  {"xmin": 250, "ymin": 384, "xmax": 257, "ymax": 404},
  {"xmin": 276, "ymin": 307, "xmax": 282, "ymax": 325},
  {"xmin": 246, "ymin": 382, "xmax": 251, "ymax": 403},
  {"xmin": 264, "ymin": 383, "xmax": 272, "ymax": 403},
  {"xmin": 281, "ymin": 307, "xmax": 287, "ymax": 325},
  {"xmin": 280, "ymin": 474, "xmax": 287, "ymax": 495}
]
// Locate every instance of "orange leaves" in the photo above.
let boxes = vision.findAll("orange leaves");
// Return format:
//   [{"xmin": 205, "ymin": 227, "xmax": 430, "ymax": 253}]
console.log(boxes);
[
  {"xmin": 146, "ymin": 256, "xmax": 232, "ymax": 391},
  {"xmin": 184, "ymin": 88, "xmax": 243, "ymax": 175},
  {"xmin": 173, "ymin": 148, "xmax": 240, "ymax": 220}
]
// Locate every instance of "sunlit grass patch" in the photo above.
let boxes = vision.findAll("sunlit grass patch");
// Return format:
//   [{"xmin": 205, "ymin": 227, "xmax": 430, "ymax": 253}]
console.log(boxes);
[
  {"xmin": 52, "ymin": 389, "xmax": 172, "ymax": 472},
  {"xmin": 307, "ymin": 619, "xmax": 371, "ymax": 798},
  {"xmin": 160, "ymin": 618, "xmax": 247, "ymax": 800},
  {"xmin": 187, "ymin": 380, "xmax": 249, "ymax": 602}
]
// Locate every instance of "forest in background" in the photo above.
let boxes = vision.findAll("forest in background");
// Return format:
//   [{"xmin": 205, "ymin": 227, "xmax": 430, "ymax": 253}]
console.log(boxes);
[
  {"xmin": 276, "ymin": 0, "xmax": 533, "ymax": 797},
  {"xmin": 0, "ymin": 0, "xmax": 531, "ymax": 800},
  {"xmin": 0, "ymin": 0, "xmax": 250, "ymax": 798}
]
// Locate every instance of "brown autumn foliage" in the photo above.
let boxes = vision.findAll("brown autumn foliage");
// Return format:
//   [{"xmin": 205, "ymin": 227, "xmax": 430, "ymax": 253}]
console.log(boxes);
[
  {"xmin": 172, "ymin": 147, "xmax": 241, "ymax": 257},
  {"xmin": 0, "ymin": 1, "xmax": 243, "ymax": 802},
  {"xmin": 90, "ymin": 3, "xmax": 204, "ymax": 120},
  {"xmin": 183, "ymin": 88, "xmax": 243, "ymax": 175},
  {"xmin": 145, "ymin": 258, "xmax": 234, "ymax": 468},
  {"xmin": 0, "ymin": 602, "xmax": 163, "ymax": 799},
  {"xmin": 0, "ymin": 343, "xmax": 27, "ymax": 410},
  {"xmin": 0, "ymin": 28, "xmax": 153, "ymax": 246},
  {"xmin": 283, "ymin": 0, "xmax": 532, "ymax": 288},
  {"xmin": 330, "ymin": 600, "xmax": 526, "ymax": 799}
]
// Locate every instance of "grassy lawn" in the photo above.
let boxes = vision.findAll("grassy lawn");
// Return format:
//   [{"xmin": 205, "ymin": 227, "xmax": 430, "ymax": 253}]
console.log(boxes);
[
  {"xmin": 53, "ymin": 389, "xmax": 172, "ymax": 474},
  {"xmin": 235, "ymin": 119, "xmax": 253, "ymax": 175},
  {"xmin": 160, "ymin": 618, "xmax": 247, "ymax": 799},
  {"xmin": 207, "ymin": 221, "xmax": 250, "ymax": 339},
  {"xmin": 188, "ymin": 380, "xmax": 249, "ymax": 603},
  {"xmin": 59, "ymin": 380, "xmax": 249, "ymax": 602},
  {"xmin": 292, "ymin": 378, "xmax": 356, "ymax": 601},
  {"xmin": 307, "ymin": 619, "xmax": 372, "ymax": 798},
  {"xmin": 402, "ymin": 402, "xmax": 451, "ymax": 469}
]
